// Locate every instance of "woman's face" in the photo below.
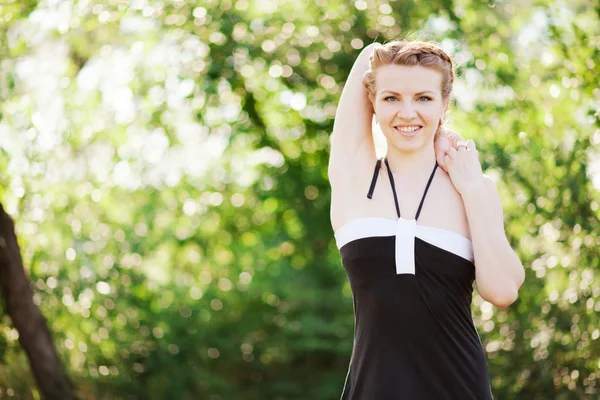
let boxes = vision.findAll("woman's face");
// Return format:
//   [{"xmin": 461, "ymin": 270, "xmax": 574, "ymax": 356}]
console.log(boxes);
[{"xmin": 373, "ymin": 64, "xmax": 445, "ymax": 154}]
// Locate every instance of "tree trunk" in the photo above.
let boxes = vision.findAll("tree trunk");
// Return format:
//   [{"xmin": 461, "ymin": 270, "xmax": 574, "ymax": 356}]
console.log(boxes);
[{"xmin": 0, "ymin": 204, "xmax": 76, "ymax": 399}]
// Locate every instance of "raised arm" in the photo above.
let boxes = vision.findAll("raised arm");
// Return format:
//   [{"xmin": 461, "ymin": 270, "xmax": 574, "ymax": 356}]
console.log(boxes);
[{"xmin": 329, "ymin": 43, "xmax": 382, "ymax": 175}]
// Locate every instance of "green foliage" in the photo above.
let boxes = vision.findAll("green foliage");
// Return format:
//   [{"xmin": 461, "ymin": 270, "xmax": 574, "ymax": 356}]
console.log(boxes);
[{"xmin": 0, "ymin": 0, "xmax": 599, "ymax": 399}]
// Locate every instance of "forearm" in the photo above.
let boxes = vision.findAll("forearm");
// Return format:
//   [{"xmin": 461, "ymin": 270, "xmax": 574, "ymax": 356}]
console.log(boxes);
[
  {"xmin": 332, "ymin": 43, "xmax": 380, "ymax": 135},
  {"xmin": 462, "ymin": 182, "xmax": 525, "ymax": 307}
]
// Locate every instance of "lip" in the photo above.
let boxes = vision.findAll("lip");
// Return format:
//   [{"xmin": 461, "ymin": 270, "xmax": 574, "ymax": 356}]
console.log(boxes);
[{"xmin": 394, "ymin": 126, "xmax": 422, "ymax": 138}]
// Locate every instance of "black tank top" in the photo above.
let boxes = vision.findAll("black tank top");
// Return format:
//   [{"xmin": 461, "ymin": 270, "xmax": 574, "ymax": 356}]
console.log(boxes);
[{"xmin": 334, "ymin": 158, "xmax": 493, "ymax": 400}]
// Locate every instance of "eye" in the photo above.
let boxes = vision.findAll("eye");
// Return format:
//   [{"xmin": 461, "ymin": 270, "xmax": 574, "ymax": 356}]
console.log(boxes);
[
  {"xmin": 417, "ymin": 96, "xmax": 432, "ymax": 102},
  {"xmin": 384, "ymin": 96, "xmax": 398, "ymax": 102}
]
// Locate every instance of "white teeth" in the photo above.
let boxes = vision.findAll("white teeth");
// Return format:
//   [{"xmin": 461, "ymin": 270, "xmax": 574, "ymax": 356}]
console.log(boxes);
[{"xmin": 396, "ymin": 126, "xmax": 420, "ymax": 132}]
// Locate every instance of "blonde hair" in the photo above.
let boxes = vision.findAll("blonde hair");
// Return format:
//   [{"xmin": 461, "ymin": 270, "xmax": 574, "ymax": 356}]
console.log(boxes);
[{"xmin": 363, "ymin": 40, "xmax": 455, "ymax": 123}]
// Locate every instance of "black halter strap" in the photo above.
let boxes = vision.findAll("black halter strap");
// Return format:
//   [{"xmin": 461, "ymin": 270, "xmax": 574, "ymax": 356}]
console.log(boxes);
[
  {"xmin": 367, "ymin": 158, "xmax": 382, "ymax": 199},
  {"xmin": 384, "ymin": 158, "xmax": 401, "ymax": 218},
  {"xmin": 414, "ymin": 163, "xmax": 438, "ymax": 220},
  {"xmin": 366, "ymin": 158, "xmax": 438, "ymax": 220}
]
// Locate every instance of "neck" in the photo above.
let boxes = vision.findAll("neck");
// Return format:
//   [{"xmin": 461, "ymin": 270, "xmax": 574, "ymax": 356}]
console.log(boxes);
[{"xmin": 385, "ymin": 144, "xmax": 436, "ymax": 179}]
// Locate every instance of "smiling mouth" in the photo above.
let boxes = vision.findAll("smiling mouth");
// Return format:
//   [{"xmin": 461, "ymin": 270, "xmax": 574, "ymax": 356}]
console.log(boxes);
[{"xmin": 394, "ymin": 125, "xmax": 422, "ymax": 137}]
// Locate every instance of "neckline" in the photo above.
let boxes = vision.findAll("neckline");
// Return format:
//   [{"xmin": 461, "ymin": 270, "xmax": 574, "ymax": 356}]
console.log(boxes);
[{"xmin": 334, "ymin": 217, "xmax": 472, "ymax": 244}]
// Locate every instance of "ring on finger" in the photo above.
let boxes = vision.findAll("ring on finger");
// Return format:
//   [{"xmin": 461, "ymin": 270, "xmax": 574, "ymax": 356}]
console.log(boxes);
[{"xmin": 456, "ymin": 141, "xmax": 468, "ymax": 150}]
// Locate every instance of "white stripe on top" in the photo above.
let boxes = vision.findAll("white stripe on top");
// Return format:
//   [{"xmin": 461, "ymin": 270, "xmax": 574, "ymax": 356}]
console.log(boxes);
[{"xmin": 334, "ymin": 217, "xmax": 474, "ymax": 274}]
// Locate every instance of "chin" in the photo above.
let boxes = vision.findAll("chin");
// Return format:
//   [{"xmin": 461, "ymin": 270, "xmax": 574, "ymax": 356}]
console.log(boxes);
[
  {"xmin": 392, "ymin": 142, "xmax": 425, "ymax": 153},
  {"xmin": 387, "ymin": 134, "xmax": 431, "ymax": 153}
]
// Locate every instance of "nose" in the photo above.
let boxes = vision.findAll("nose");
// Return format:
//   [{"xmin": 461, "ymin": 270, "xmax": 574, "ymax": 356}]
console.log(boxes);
[{"xmin": 396, "ymin": 100, "xmax": 417, "ymax": 120}]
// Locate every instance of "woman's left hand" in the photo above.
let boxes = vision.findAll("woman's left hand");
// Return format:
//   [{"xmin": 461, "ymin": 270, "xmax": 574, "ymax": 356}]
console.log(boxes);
[
  {"xmin": 443, "ymin": 139, "xmax": 486, "ymax": 196},
  {"xmin": 435, "ymin": 128, "xmax": 465, "ymax": 173}
]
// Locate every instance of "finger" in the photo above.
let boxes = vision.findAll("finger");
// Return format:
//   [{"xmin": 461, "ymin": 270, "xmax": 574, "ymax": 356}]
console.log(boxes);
[
  {"xmin": 444, "ymin": 154, "xmax": 452, "ymax": 169},
  {"xmin": 456, "ymin": 140, "xmax": 468, "ymax": 151},
  {"xmin": 467, "ymin": 139, "xmax": 477, "ymax": 151},
  {"xmin": 448, "ymin": 130, "xmax": 465, "ymax": 146},
  {"xmin": 441, "ymin": 127, "xmax": 455, "ymax": 138},
  {"xmin": 447, "ymin": 146, "xmax": 457, "ymax": 158},
  {"xmin": 449, "ymin": 134, "xmax": 459, "ymax": 149}
]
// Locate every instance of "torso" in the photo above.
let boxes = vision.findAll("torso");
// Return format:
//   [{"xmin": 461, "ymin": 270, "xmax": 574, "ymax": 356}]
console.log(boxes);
[{"xmin": 331, "ymin": 153, "xmax": 492, "ymax": 400}]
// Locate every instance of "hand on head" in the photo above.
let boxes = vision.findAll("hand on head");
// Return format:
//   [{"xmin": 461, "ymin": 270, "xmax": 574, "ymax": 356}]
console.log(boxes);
[
  {"xmin": 443, "ymin": 137, "xmax": 483, "ymax": 195},
  {"xmin": 435, "ymin": 128, "xmax": 467, "ymax": 172}
]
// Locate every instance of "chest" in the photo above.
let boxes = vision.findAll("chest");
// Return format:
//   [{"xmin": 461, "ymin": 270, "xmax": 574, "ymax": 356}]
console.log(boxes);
[{"xmin": 331, "ymin": 171, "xmax": 470, "ymax": 240}]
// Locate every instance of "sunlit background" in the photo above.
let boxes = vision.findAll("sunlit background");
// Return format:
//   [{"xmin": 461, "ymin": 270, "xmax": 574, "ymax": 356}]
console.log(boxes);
[{"xmin": 0, "ymin": 0, "xmax": 599, "ymax": 399}]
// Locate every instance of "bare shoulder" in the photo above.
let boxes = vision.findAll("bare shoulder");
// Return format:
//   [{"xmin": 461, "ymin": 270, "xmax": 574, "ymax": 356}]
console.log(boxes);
[{"xmin": 418, "ymin": 167, "xmax": 471, "ymax": 240}]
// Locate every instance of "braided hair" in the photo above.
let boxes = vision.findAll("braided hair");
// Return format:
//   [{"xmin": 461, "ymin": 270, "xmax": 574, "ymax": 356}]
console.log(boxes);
[{"xmin": 362, "ymin": 41, "xmax": 455, "ymax": 125}]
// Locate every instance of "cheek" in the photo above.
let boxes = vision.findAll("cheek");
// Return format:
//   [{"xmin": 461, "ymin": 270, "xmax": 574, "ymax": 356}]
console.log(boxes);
[
  {"xmin": 420, "ymin": 104, "xmax": 444, "ymax": 122},
  {"xmin": 375, "ymin": 102, "xmax": 396, "ymax": 120}
]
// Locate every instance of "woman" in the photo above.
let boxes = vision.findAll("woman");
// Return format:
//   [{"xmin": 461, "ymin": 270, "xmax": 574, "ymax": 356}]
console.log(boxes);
[{"xmin": 329, "ymin": 40, "xmax": 525, "ymax": 399}]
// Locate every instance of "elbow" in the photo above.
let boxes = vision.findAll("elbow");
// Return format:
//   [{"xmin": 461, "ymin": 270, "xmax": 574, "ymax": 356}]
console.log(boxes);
[
  {"xmin": 482, "ymin": 260, "xmax": 526, "ymax": 309},
  {"xmin": 484, "ymin": 286, "xmax": 521, "ymax": 309},
  {"xmin": 359, "ymin": 43, "xmax": 383, "ymax": 60},
  {"xmin": 489, "ymin": 293, "xmax": 518, "ymax": 309},
  {"xmin": 363, "ymin": 42, "xmax": 383, "ymax": 53}
]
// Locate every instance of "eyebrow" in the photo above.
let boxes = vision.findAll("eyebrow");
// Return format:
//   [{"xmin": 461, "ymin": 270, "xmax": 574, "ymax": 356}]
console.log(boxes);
[{"xmin": 380, "ymin": 90, "xmax": 437, "ymax": 96}]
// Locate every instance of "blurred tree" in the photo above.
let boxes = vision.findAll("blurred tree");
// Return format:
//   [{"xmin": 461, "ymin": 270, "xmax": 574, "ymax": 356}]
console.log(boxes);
[{"xmin": 0, "ymin": 205, "xmax": 75, "ymax": 399}]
